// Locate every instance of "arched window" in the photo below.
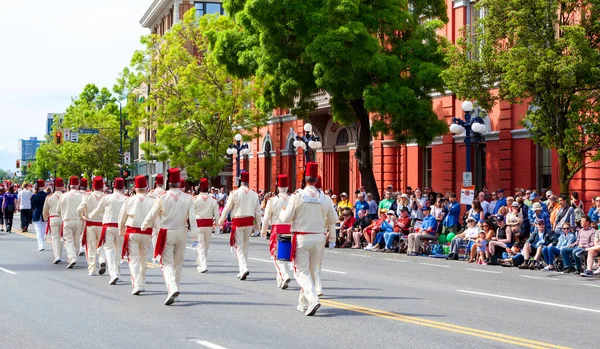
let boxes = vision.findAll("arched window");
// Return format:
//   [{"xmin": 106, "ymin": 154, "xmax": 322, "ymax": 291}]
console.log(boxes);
[
  {"xmin": 264, "ymin": 141, "xmax": 272, "ymax": 191},
  {"xmin": 336, "ymin": 129, "xmax": 349, "ymax": 146}
]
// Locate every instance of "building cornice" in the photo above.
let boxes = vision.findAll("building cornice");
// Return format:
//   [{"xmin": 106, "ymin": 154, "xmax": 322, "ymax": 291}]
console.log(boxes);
[
  {"xmin": 140, "ymin": 0, "xmax": 172, "ymax": 28},
  {"xmin": 267, "ymin": 114, "xmax": 298, "ymax": 125},
  {"xmin": 511, "ymin": 128, "xmax": 532, "ymax": 139}
]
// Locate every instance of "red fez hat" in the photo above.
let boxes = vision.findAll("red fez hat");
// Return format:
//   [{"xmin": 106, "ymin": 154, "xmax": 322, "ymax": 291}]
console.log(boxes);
[
  {"xmin": 240, "ymin": 171, "xmax": 249, "ymax": 183},
  {"xmin": 199, "ymin": 178, "xmax": 209, "ymax": 190},
  {"xmin": 114, "ymin": 178, "xmax": 125, "ymax": 190},
  {"xmin": 37, "ymin": 179, "xmax": 45, "ymax": 187},
  {"xmin": 306, "ymin": 162, "xmax": 319, "ymax": 178},
  {"xmin": 134, "ymin": 175, "xmax": 147, "ymax": 189},
  {"xmin": 168, "ymin": 168, "xmax": 180, "ymax": 184},
  {"xmin": 69, "ymin": 176, "xmax": 79, "ymax": 186},
  {"xmin": 276, "ymin": 174, "xmax": 288, "ymax": 188},
  {"xmin": 180, "ymin": 179, "xmax": 186, "ymax": 188},
  {"xmin": 93, "ymin": 176, "xmax": 104, "ymax": 190},
  {"xmin": 55, "ymin": 178, "xmax": 64, "ymax": 187},
  {"xmin": 80, "ymin": 178, "xmax": 88, "ymax": 188},
  {"xmin": 155, "ymin": 174, "xmax": 164, "ymax": 185},
  {"xmin": 315, "ymin": 175, "xmax": 322, "ymax": 189}
]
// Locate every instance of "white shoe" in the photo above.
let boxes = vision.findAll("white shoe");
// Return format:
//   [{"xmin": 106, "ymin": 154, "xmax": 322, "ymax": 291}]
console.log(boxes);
[
  {"xmin": 594, "ymin": 268, "xmax": 600, "ymax": 275},
  {"xmin": 165, "ymin": 291, "xmax": 179, "ymax": 305},
  {"xmin": 364, "ymin": 244, "xmax": 372, "ymax": 251},
  {"xmin": 297, "ymin": 305, "xmax": 308, "ymax": 312},
  {"xmin": 281, "ymin": 278, "xmax": 291, "ymax": 290},
  {"xmin": 197, "ymin": 266, "xmax": 207, "ymax": 273},
  {"xmin": 305, "ymin": 301, "xmax": 321, "ymax": 316},
  {"xmin": 132, "ymin": 288, "xmax": 142, "ymax": 296}
]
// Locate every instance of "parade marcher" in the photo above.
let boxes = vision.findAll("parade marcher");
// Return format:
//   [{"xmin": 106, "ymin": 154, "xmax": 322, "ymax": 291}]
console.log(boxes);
[
  {"xmin": 77, "ymin": 176, "xmax": 107, "ymax": 276},
  {"xmin": 148, "ymin": 174, "xmax": 166, "ymax": 253},
  {"xmin": 57, "ymin": 176, "xmax": 84, "ymax": 269},
  {"xmin": 218, "ymin": 171, "xmax": 261, "ymax": 281},
  {"xmin": 77, "ymin": 177, "xmax": 89, "ymax": 256},
  {"xmin": 119, "ymin": 176, "xmax": 155, "ymax": 295},
  {"xmin": 141, "ymin": 168, "xmax": 199, "ymax": 305},
  {"xmin": 193, "ymin": 178, "xmax": 220, "ymax": 273},
  {"xmin": 79, "ymin": 178, "xmax": 88, "ymax": 193},
  {"xmin": 280, "ymin": 162, "xmax": 338, "ymax": 316},
  {"xmin": 43, "ymin": 178, "xmax": 64, "ymax": 263},
  {"xmin": 89, "ymin": 177, "xmax": 128, "ymax": 284},
  {"xmin": 261, "ymin": 174, "xmax": 292, "ymax": 289},
  {"xmin": 31, "ymin": 180, "xmax": 48, "ymax": 251}
]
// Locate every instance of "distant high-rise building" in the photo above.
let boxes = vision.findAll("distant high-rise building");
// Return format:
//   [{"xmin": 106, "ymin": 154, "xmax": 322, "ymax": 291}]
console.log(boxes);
[
  {"xmin": 19, "ymin": 137, "xmax": 42, "ymax": 162},
  {"xmin": 47, "ymin": 113, "xmax": 64, "ymax": 135}
]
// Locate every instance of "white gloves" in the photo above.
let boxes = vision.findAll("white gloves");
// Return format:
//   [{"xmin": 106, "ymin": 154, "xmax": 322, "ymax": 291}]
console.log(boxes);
[{"xmin": 328, "ymin": 242, "xmax": 336, "ymax": 249}]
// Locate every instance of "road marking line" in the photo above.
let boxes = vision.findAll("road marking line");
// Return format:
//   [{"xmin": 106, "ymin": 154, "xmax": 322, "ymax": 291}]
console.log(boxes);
[
  {"xmin": 467, "ymin": 268, "xmax": 501, "ymax": 274},
  {"xmin": 350, "ymin": 253, "xmax": 368, "ymax": 258},
  {"xmin": 321, "ymin": 268, "xmax": 347, "ymax": 274},
  {"xmin": 325, "ymin": 250, "xmax": 341, "ymax": 254},
  {"xmin": 249, "ymin": 258, "xmax": 272, "ymax": 263},
  {"xmin": 384, "ymin": 258, "xmax": 408, "ymax": 263},
  {"xmin": 583, "ymin": 284, "xmax": 600, "ymax": 288},
  {"xmin": 0, "ymin": 267, "xmax": 17, "ymax": 275},
  {"xmin": 189, "ymin": 339, "xmax": 227, "ymax": 349},
  {"xmin": 519, "ymin": 275, "xmax": 558, "ymax": 281},
  {"xmin": 320, "ymin": 299, "xmax": 570, "ymax": 349},
  {"xmin": 145, "ymin": 262, "xmax": 160, "ymax": 269},
  {"xmin": 419, "ymin": 263, "xmax": 450, "ymax": 268},
  {"xmin": 457, "ymin": 290, "xmax": 600, "ymax": 314}
]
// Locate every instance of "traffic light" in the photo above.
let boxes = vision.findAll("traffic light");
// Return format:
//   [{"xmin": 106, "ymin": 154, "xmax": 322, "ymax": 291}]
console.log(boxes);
[
  {"xmin": 123, "ymin": 170, "xmax": 131, "ymax": 178},
  {"xmin": 16, "ymin": 160, "xmax": 20, "ymax": 168},
  {"xmin": 55, "ymin": 131, "xmax": 62, "ymax": 145}
]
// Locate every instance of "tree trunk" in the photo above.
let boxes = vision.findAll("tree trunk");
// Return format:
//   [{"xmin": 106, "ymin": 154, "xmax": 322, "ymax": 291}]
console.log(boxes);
[
  {"xmin": 350, "ymin": 99, "xmax": 380, "ymax": 202},
  {"xmin": 558, "ymin": 152, "xmax": 570, "ymax": 197}
]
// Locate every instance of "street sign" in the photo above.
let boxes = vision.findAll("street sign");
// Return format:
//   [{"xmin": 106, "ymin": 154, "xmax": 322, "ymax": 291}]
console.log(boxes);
[
  {"xmin": 70, "ymin": 132, "xmax": 79, "ymax": 142},
  {"xmin": 64, "ymin": 129, "xmax": 71, "ymax": 142},
  {"xmin": 79, "ymin": 128, "xmax": 99, "ymax": 134},
  {"xmin": 123, "ymin": 152, "xmax": 131, "ymax": 165},
  {"xmin": 462, "ymin": 172, "xmax": 472, "ymax": 187},
  {"xmin": 460, "ymin": 186, "xmax": 475, "ymax": 205}
]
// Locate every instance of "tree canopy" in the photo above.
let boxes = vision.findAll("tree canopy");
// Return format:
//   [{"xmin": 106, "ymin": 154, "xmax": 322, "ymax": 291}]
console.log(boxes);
[
  {"xmin": 442, "ymin": 0, "xmax": 600, "ymax": 194},
  {"xmin": 213, "ymin": 0, "xmax": 449, "ymax": 200},
  {"xmin": 116, "ymin": 11, "xmax": 268, "ymax": 181}
]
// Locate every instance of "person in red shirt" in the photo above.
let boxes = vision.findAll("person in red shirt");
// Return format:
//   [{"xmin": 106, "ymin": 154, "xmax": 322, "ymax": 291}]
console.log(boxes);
[
  {"xmin": 339, "ymin": 208, "xmax": 355, "ymax": 248},
  {"xmin": 363, "ymin": 210, "xmax": 387, "ymax": 250}
]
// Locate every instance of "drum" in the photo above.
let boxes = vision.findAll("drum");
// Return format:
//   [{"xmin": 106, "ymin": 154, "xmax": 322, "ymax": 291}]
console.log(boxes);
[{"xmin": 276, "ymin": 235, "xmax": 292, "ymax": 261}]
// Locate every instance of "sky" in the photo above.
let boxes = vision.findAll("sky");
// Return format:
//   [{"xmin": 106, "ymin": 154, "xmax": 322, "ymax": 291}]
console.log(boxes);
[{"xmin": 0, "ymin": 0, "xmax": 152, "ymax": 172}]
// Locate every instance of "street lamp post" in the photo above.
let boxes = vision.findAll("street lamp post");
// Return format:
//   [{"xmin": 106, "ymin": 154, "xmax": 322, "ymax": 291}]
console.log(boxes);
[
  {"xmin": 226, "ymin": 133, "xmax": 250, "ymax": 177},
  {"xmin": 450, "ymin": 100, "xmax": 487, "ymax": 179},
  {"xmin": 294, "ymin": 123, "xmax": 322, "ymax": 165}
]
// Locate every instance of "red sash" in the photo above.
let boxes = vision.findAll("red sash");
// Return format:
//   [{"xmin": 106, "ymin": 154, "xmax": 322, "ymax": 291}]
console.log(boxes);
[
  {"xmin": 269, "ymin": 224, "xmax": 291, "ymax": 256},
  {"xmin": 81, "ymin": 221, "xmax": 103, "ymax": 249},
  {"xmin": 45, "ymin": 216, "xmax": 59, "ymax": 237},
  {"xmin": 122, "ymin": 226, "xmax": 153, "ymax": 260},
  {"xmin": 153, "ymin": 228, "xmax": 169, "ymax": 262},
  {"xmin": 97, "ymin": 223, "xmax": 118, "ymax": 248},
  {"xmin": 196, "ymin": 218, "xmax": 214, "ymax": 228},
  {"xmin": 229, "ymin": 216, "xmax": 254, "ymax": 247}
]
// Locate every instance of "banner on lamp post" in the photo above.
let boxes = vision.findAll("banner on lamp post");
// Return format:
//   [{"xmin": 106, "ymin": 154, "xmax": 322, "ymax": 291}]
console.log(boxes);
[{"xmin": 460, "ymin": 186, "xmax": 475, "ymax": 205}]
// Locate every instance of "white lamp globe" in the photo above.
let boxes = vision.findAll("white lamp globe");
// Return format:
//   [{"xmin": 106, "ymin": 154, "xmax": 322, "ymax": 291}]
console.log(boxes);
[
  {"xmin": 300, "ymin": 142, "xmax": 307, "ymax": 150},
  {"xmin": 314, "ymin": 141, "xmax": 322, "ymax": 149},
  {"xmin": 471, "ymin": 123, "xmax": 483, "ymax": 134},
  {"xmin": 449, "ymin": 123, "xmax": 462, "ymax": 134},
  {"xmin": 461, "ymin": 101, "xmax": 474, "ymax": 112},
  {"xmin": 293, "ymin": 140, "xmax": 301, "ymax": 148},
  {"xmin": 234, "ymin": 134, "xmax": 243, "ymax": 142},
  {"xmin": 308, "ymin": 140, "xmax": 317, "ymax": 149},
  {"xmin": 477, "ymin": 123, "xmax": 487, "ymax": 134},
  {"xmin": 303, "ymin": 123, "xmax": 313, "ymax": 132},
  {"xmin": 226, "ymin": 148, "xmax": 234, "ymax": 155}
]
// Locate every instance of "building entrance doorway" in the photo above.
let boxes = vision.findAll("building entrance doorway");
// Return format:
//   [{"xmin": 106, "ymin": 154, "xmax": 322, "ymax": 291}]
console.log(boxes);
[{"xmin": 337, "ymin": 151, "xmax": 350, "ymax": 195}]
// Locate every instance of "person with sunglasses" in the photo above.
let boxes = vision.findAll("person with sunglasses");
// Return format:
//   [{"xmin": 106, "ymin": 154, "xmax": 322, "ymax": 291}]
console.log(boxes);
[
  {"xmin": 587, "ymin": 196, "xmax": 600, "ymax": 226},
  {"xmin": 541, "ymin": 224, "xmax": 576, "ymax": 271}
]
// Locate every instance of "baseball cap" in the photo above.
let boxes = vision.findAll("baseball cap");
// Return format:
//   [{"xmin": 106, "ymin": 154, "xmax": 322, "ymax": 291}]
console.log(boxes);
[
  {"xmin": 546, "ymin": 190, "xmax": 553, "ymax": 197},
  {"xmin": 495, "ymin": 214, "xmax": 505, "ymax": 221},
  {"xmin": 387, "ymin": 184, "xmax": 393, "ymax": 189},
  {"xmin": 466, "ymin": 216, "xmax": 477, "ymax": 222},
  {"xmin": 387, "ymin": 210, "xmax": 396, "ymax": 216},
  {"xmin": 529, "ymin": 192, "xmax": 539, "ymax": 200},
  {"xmin": 422, "ymin": 206, "xmax": 431, "ymax": 212},
  {"xmin": 331, "ymin": 194, "xmax": 337, "ymax": 199},
  {"xmin": 400, "ymin": 206, "xmax": 409, "ymax": 212},
  {"xmin": 400, "ymin": 194, "xmax": 408, "ymax": 199},
  {"xmin": 497, "ymin": 189, "xmax": 504, "ymax": 193},
  {"xmin": 511, "ymin": 202, "xmax": 519, "ymax": 207},
  {"xmin": 535, "ymin": 219, "xmax": 546, "ymax": 225},
  {"xmin": 340, "ymin": 192, "xmax": 348, "ymax": 197}
]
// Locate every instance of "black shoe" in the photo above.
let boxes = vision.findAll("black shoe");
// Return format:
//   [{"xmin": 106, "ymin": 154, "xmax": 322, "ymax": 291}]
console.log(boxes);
[
  {"xmin": 451, "ymin": 254, "xmax": 459, "ymax": 261},
  {"xmin": 562, "ymin": 267, "xmax": 576, "ymax": 274},
  {"xmin": 98, "ymin": 263, "xmax": 106, "ymax": 275},
  {"xmin": 67, "ymin": 262, "xmax": 76, "ymax": 269},
  {"xmin": 53, "ymin": 259, "xmax": 61, "ymax": 264},
  {"xmin": 240, "ymin": 271, "xmax": 249, "ymax": 280},
  {"xmin": 446, "ymin": 253, "xmax": 454, "ymax": 260}
]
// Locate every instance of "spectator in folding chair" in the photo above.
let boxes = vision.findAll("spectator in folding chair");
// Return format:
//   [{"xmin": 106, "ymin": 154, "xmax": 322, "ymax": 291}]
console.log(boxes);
[
  {"xmin": 351, "ymin": 209, "xmax": 371, "ymax": 249},
  {"xmin": 542, "ymin": 223, "xmax": 576, "ymax": 272},
  {"xmin": 363, "ymin": 210, "xmax": 387, "ymax": 251},
  {"xmin": 407, "ymin": 206, "xmax": 437, "ymax": 256},
  {"xmin": 371, "ymin": 210, "xmax": 397, "ymax": 252},
  {"xmin": 580, "ymin": 227, "xmax": 600, "ymax": 277},
  {"xmin": 382, "ymin": 207, "xmax": 411, "ymax": 253},
  {"xmin": 447, "ymin": 216, "xmax": 479, "ymax": 261},
  {"xmin": 338, "ymin": 209, "xmax": 355, "ymax": 248},
  {"xmin": 561, "ymin": 215, "xmax": 596, "ymax": 274}
]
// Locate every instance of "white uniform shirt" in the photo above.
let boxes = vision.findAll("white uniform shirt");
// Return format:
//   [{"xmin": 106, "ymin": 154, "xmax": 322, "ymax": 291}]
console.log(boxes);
[
  {"xmin": 261, "ymin": 192, "xmax": 290, "ymax": 235},
  {"xmin": 57, "ymin": 189, "xmax": 84, "ymax": 221},
  {"xmin": 194, "ymin": 193, "xmax": 220, "ymax": 221},
  {"xmin": 118, "ymin": 193, "xmax": 155, "ymax": 232},
  {"xmin": 218, "ymin": 185, "xmax": 261, "ymax": 229},
  {"xmin": 88, "ymin": 192, "xmax": 127, "ymax": 224},
  {"xmin": 148, "ymin": 187, "xmax": 165, "ymax": 199},
  {"xmin": 280, "ymin": 185, "xmax": 339, "ymax": 242},
  {"xmin": 42, "ymin": 191, "xmax": 63, "ymax": 220},
  {"xmin": 141, "ymin": 189, "xmax": 198, "ymax": 234},
  {"xmin": 77, "ymin": 191, "xmax": 105, "ymax": 223}
]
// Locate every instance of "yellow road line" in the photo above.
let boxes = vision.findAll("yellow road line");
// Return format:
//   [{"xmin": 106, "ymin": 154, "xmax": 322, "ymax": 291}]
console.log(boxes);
[{"xmin": 320, "ymin": 299, "xmax": 570, "ymax": 349}]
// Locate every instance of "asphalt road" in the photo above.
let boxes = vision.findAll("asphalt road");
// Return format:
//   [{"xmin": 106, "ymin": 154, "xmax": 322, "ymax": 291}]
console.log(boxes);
[{"xmin": 1, "ymin": 222, "xmax": 599, "ymax": 349}]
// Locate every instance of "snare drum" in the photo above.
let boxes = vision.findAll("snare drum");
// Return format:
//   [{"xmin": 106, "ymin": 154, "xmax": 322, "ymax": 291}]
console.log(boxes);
[{"xmin": 276, "ymin": 235, "xmax": 292, "ymax": 261}]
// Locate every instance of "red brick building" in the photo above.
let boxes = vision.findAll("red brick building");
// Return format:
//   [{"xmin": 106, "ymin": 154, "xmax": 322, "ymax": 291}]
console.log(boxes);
[{"xmin": 232, "ymin": 0, "xmax": 600, "ymax": 208}]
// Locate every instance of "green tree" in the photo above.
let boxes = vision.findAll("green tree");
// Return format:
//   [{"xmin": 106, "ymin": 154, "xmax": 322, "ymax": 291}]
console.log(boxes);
[
  {"xmin": 442, "ymin": 0, "xmax": 600, "ymax": 195},
  {"xmin": 212, "ymin": 0, "xmax": 449, "ymax": 200},
  {"xmin": 33, "ymin": 84, "xmax": 127, "ymax": 180},
  {"xmin": 0, "ymin": 169, "xmax": 9, "ymax": 180},
  {"xmin": 116, "ymin": 11, "xmax": 267, "ymax": 180}
]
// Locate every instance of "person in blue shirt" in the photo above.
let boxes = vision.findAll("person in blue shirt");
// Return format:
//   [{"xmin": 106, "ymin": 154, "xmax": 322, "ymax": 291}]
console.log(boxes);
[
  {"xmin": 529, "ymin": 202, "xmax": 551, "ymax": 231},
  {"xmin": 31, "ymin": 180, "xmax": 48, "ymax": 251},
  {"xmin": 492, "ymin": 189, "xmax": 507, "ymax": 214},
  {"xmin": 541, "ymin": 223, "xmax": 576, "ymax": 271},
  {"xmin": 587, "ymin": 196, "xmax": 600, "ymax": 223},
  {"xmin": 407, "ymin": 206, "xmax": 438, "ymax": 256},
  {"xmin": 354, "ymin": 192, "xmax": 370, "ymax": 220},
  {"xmin": 527, "ymin": 193, "xmax": 548, "ymax": 222},
  {"xmin": 442, "ymin": 193, "xmax": 460, "ymax": 235}
]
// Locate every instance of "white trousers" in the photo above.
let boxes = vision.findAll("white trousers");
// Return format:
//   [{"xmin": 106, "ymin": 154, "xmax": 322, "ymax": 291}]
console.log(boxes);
[
  {"xmin": 85, "ymin": 226, "xmax": 106, "ymax": 273},
  {"xmin": 271, "ymin": 238, "xmax": 290, "ymax": 284},
  {"xmin": 103, "ymin": 227, "xmax": 122, "ymax": 279},
  {"xmin": 293, "ymin": 233, "xmax": 326, "ymax": 308},
  {"xmin": 49, "ymin": 218, "xmax": 63, "ymax": 261},
  {"xmin": 33, "ymin": 221, "xmax": 47, "ymax": 250},
  {"xmin": 233, "ymin": 226, "xmax": 253, "ymax": 274},
  {"xmin": 196, "ymin": 227, "xmax": 212, "ymax": 271},
  {"xmin": 161, "ymin": 228, "xmax": 187, "ymax": 295},
  {"xmin": 62, "ymin": 220, "xmax": 83, "ymax": 264},
  {"xmin": 127, "ymin": 233, "xmax": 151, "ymax": 290}
]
